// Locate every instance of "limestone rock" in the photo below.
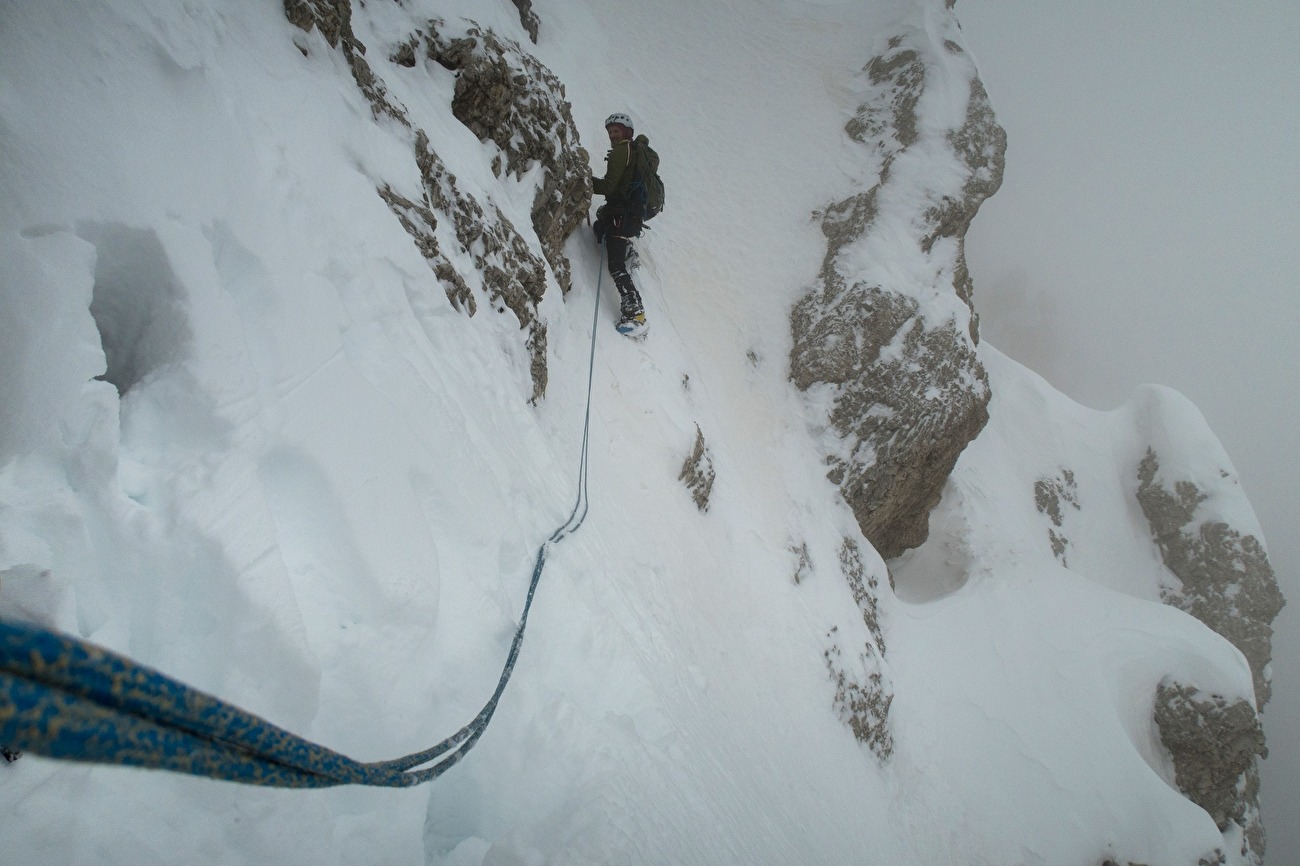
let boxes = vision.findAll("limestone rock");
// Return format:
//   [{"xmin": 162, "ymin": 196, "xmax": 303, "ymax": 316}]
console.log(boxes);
[
  {"xmin": 1134, "ymin": 444, "xmax": 1282, "ymax": 866},
  {"xmin": 1137, "ymin": 449, "xmax": 1285, "ymax": 708},
  {"xmin": 425, "ymin": 20, "xmax": 591, "ymax": 296},
  {"xmin": 283, "ymin": 0, "xmax": 350, "ymax": 50},
  {"xmin": 375, "ymin": 183, "xmax": 474, "ymax": 314},
  {"xmin": 283, "ymin": 0, "xmax": 408, "ymax": 124},
  {"xmin": 790, "ymin": 28, "xmax": 1004, "ymax": 560},
  {"xmin": 679, "ymin": 425, "xmax": 716, "ymax": 512},
  {"xmin": 789, "ymin": 541, "xmax": 812, "ymax": 585},
  {"xmin": 510, "ymin": 0, "xmax": 540, "ymax": 44},
  {"xmin": 1034, "ymin": 468, "xmax": 1080, "ymax": 565},
  {"xmin": 824, "ymin": 540, "xmax": 892, "ymax": 760},
  {"xmin": 281, "ymin": 5, "xmax": 588, "ymax": 403},
  {"xmin": 1154, "ymin": 681, "xmax": 1267, "ymax": 865},
  {"xmin": 825, "ymin": 641, "xmax": 893, "ymax": 761}
]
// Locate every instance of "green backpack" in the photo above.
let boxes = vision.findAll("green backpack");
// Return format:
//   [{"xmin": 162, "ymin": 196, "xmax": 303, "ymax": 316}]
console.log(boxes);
[{"xmin": 629, "ymin": 135, "xmax": 665, "ymax": 221}]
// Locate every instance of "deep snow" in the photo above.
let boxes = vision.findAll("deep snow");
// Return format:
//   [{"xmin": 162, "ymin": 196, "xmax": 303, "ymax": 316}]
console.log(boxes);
[{"xmin": 0, "ymin": 1, "xmax": 1274, "ymax": 864}]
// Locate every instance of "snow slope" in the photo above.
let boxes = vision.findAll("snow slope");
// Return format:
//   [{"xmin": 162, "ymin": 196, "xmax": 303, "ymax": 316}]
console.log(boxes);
[{"xmin": 0, "ymin": 0, "xmax": 1272, "ymax": 863}]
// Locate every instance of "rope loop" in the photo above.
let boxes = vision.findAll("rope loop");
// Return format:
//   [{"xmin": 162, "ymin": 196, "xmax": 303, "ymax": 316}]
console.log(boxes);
[{"xmin": 0, "ymin": 247, "xmax": 608, "ymax": 787}]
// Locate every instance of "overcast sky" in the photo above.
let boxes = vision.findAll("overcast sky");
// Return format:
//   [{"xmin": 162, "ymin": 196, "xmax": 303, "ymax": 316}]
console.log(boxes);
[{"xmin": 955, "ymin": 1, "xmax": 1300, "ymax": 858}]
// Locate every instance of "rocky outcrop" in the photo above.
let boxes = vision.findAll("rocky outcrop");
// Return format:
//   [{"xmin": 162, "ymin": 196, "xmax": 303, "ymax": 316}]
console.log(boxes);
[
  {"xmin": 283, "ymin": 5, "xmax": 590, "ymax": 403},
  {"xmin": 824, "ymin": 539, "xmax": 892, "ymax": 760},
  {"xmin": 1135, "ymin": 448, "xmax": 1282, "ymax": 864},
  {"xmin": 790, "ymin": 31, "xmax": 1005, "ymax": 559},
  {"xmin": 424, "ymin": 21, "xmax": 591, "ymax": 296},
  {"xmin": 284, "ymin": 0, "xmax": 407, "ymax": 124},
  {"xmin": 789, "ymin": 541, "xmax": 812, "ymax": 585},
  {"xmin": 1154, "ymin": 681, "xmax": 1268, "ymax": 865},
  {"xmin": 383, "ymin": 130, "xmax": 551, "ymax": 399},
  {"xmin": 1136, "ymin": 449, "xmax": 1285, "ymax": 709},
  {"xmin": 1035, "ymin": 468, "xmax": 1080, "ymax": 565},
  {"xmin": 679, "ymin": 425, "xmax": 716, "ymax": 512},
  {"xmin": 509, "ymin": 0, "xmax": 540, "ymax": 44}
]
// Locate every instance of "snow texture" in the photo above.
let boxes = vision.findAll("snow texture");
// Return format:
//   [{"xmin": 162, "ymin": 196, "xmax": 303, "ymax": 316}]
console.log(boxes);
[{"xmin": 0, "ymin": 0, "xmax": 1282, "ymax": 864}]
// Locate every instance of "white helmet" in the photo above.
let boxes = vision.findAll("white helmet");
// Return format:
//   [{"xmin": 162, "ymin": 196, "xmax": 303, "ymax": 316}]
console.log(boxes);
[{"xmin": 604, "ymin": 112, "xmax": 633, "ymax": 130}]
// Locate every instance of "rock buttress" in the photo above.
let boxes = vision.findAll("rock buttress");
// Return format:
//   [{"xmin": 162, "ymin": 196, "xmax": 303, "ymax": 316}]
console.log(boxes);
[{"xmin": 790, "ymin": 31, "xmax": 1005, "ymax": 559}]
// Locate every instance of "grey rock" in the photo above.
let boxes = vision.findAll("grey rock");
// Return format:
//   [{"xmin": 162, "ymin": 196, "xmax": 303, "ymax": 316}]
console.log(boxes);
[
  {"xmin": 376, "ymin": 131, "xmax": 550, "ymax": 402},
  {"xmin": 679, "ymin": 425, "xmax": 716, "ymax": 512},
  {"xmin": 790, "ymin": 33, "xmax": 1004, "ymax": 560},
  {"xmin": 1136, "ymin": 443, "xmax": 1282, "ymax": 865},
  {"xmin": 283, "ymin": 0, "xmax": 408, "ymax": 125},
  {"xmin": 840, "ymin": 538, "xmax": 885, "ymax": 654},
  {"xmin": 789, "ymin": 541, "xmax": 812, "ymax": 585},
  {"xmin": 825, "ymin": 641, "xmax": 893, "ymax": 761},
  {"xmin": 425, "ymin": 21, "xmax": 591, "ymax": 297},
  {"xmin": 510, "ymin": 0, "xmax": 540, "ymax": 44},
  {"xmin": 824, "ymin": 540, "xmax": 892, "ymax": 760},
  {"xmin": 1034, "ymin": 469, "xmax": 1080, "ymax": 565},
  {"xmin": 1154, "ymin": 681, "xmax": 1267, "ymax": 865},
  {"xmin": 283, "ymin": 0, "xmax": 350, "ymax": 49},
  {"xmin": 282, "ymin": 5, "xmax": 590, "ymax": 403},
  {"xmin": 375, "ymin": 183, "xmax": 474, "ymax": 314},
  {"xmin": 1137, "ymin": 449, "xmax": 1285, "ymax": 708},
  {"xmin": 928, "ymin": 77, "xmax": 1005, "ymax": 335}
]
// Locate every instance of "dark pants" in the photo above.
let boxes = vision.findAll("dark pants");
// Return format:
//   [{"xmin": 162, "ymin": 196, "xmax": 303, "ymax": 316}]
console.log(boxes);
[{"xmin": 595, "ymin": 208, "xmax": 643, "ymax": 315}]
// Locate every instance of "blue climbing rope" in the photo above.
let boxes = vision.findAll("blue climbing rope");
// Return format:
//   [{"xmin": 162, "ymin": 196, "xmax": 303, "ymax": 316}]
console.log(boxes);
[{"xmin": 0, "ymin": 248, "xmax": 607, "ymax": 788}]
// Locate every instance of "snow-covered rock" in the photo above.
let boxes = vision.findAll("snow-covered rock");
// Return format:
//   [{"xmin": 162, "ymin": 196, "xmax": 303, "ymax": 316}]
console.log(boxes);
[
  {"xmin": 1138, "ymin": 448, "xmax": 1284, "ymax": 709},
  {"xmin": 0, "ymin": 1, "xmax": 1285, "ymax": 864},
  {"xmin": 790, "ymin": 19, "xmax": 1005, "ymax": 559}
]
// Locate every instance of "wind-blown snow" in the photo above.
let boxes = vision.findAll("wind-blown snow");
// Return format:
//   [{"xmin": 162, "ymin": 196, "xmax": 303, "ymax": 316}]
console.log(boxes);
[{"xmin": 0, "ymin": 1, "xmax": 1273, "ymax": 864}]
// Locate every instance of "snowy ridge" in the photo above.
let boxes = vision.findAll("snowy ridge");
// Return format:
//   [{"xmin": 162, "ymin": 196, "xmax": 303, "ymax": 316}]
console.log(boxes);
[
  {"xmin": 894, "ymin": 348, "xmax": 1269, "ymax": 864},
  {"xmin": 0, "ymin": 1, "xmax": 1282, "ymax": 864}
]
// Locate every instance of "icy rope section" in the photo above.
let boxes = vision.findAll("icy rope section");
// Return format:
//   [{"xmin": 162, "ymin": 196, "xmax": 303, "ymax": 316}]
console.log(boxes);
[{"xmin": 0, "ymin": 259, "xmax": 605, "ymax": 788}]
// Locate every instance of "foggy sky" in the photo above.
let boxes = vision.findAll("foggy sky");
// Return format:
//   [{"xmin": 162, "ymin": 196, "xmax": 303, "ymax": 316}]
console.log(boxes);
[{"xmin": 956, "ymin": 1, "xmax": 1300, "ymax": 859}]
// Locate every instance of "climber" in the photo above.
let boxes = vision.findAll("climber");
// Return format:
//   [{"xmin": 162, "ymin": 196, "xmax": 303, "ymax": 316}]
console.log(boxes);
[{"xmin": 591, "ymin": 112, "xmax": 647, "ymax": 335}]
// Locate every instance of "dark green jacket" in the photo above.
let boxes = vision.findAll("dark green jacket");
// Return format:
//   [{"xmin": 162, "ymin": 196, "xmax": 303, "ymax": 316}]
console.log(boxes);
[{"xmin": 593, "ymin": 136, "xmax": 647, "ymax": 213}]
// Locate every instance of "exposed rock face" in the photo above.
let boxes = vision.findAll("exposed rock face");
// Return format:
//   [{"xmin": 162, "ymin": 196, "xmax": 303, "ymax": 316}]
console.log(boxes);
[
  {"xmin": 790, "ymin": 33, "xmax": 1005, "ymax": 559},
  {"xmin": 509, "ymin": 0, "xmax": 540, "ymax": 44},
  {"xmin": 1136, "ymin": 449, "xmax": 1285, "ymax": 709},
  {"xmin": 1034, "ymin": 468, "xmax": 1080, "ymax": 565},
  {"xmin": 824, "ymin": 539, "xmax": 892, "ymax": 760},
  {"xmin": 283, "ymin": 4, "xmax": 590, "ymax": 403},
  {"xmin": 425, "ymin": 21, "xmax": 591, "ymax": 296},
  {"xmin": 374, "ymin": 183, "xmax": 474, "ymax": 312},
  {"xmin": 284, "ymin": 0, "xmax": 349, "ymax": 48},
  {"xmin": 1154, "ymin": 681, "xmax": 1268, "ymax": 865},
  {"xmin": 1135, "ymin": 449, "xmax": 1283, "ymax": 863},
  {"xmin": 789, "ymin": 541, "xmax": 812, "ymax": 585},
  {"xmin": 382, "ymin": 130, "xmax": 551, "ymax": 399},
  {"xmin": 284, "ymin": 0, "xmax": 407, "ymax": 124},
  {"xmin": 679, "ymin": 425, "xmax": 716, "ymax": 512}
]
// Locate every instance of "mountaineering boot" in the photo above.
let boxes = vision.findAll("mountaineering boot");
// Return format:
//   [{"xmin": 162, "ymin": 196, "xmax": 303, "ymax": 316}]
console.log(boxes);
[
  {"xmin": 616, "ymin": 288, "xmax": 647, "ymax": 336},
  {"xmin": 619, "ymin": 295, "xmax": 641, "ymax": 318},
  {"xmin": 616, "ymin": 309, "xmax": 648, "ymax": 337},
  {"xmin": 615, "ymin": 287, "xmax": 645, "ymax": 336}
]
